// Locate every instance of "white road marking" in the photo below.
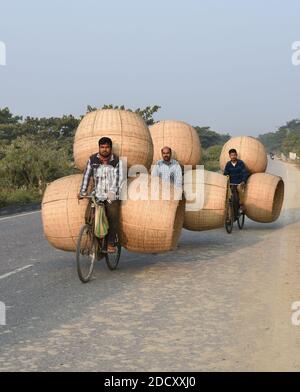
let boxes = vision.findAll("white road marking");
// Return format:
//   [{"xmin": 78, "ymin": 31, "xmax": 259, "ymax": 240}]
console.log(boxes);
[
  {"xmin": 0, "ymin": 265, "xmax": 33, "ymax": 280},
  {"xmin": 0, "ymin": 210, "xmax": 40, "ymax": 222}
]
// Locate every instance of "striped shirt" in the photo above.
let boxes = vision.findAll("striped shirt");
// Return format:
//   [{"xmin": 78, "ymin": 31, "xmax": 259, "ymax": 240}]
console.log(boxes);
[
  {"xmin": 80, "ymin": 153, "xmax": 125, "ymax": 201},
  {"xmin": 151, "ymin": 159, "xmax": 183, "ymax": 188}
]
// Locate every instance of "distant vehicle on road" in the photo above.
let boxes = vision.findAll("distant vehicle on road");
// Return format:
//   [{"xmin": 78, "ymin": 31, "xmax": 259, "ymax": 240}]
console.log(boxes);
[{"xmin": 269, "ymin": 152, "xmax": 275, "ymax": 160}]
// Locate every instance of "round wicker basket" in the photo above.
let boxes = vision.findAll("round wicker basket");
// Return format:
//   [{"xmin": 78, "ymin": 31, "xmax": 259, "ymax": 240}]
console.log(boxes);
[
  {"xmin": 120, "ymin": 174, "xmax": 185, "ymax": 253},
  {"xmin": 183, "ymin": 170, "xmax": 228, "ymax": 231},
  {"xmin": 74, "ymin": 109, "xmax": 153, "ymax": 171},
  {"xmin": 41, "ymin": 174, "xmax": 91, "ymax": 252},
  {"xmin": 220, "ymin": 136, "xmax": 267, "ymax": 174},
  {"xmin": 150, "ymin": 120, "xmax": 201, "ymax": 168},
  {"xmin": 244, "ymin": 173, "xmax": 284, "ymax": 223}
]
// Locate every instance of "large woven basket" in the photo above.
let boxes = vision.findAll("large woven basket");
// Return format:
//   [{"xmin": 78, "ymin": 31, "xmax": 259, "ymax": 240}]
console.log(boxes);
[
  {"xmin": 220, "ymin": 136, "xmax": 267, "ymax": 174},
  {"xmin": 120, "ymin": 174, "xmax": 185, "ymax": 253},
  {"xmin": 183, "ymin": 170, "xmax": 228, "ymax": 231},
  {"xmin": 149, "ymin": 120, "xmax": 201, "ymax": 168},
  {"xmin": 244, "ymin": 173, "xmax": 284, "ymax": 223},
  {"xmin": 41, "ymin": 174, "xmax": 91, "ymax": 252},
  {"xmin": 74, "ymin": 109, "xmax": 153, "ymax": 171}
]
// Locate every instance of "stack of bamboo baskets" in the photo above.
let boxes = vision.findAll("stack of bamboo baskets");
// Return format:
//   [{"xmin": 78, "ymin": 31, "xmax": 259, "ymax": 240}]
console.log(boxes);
[
  {"xmin": 174, "ymin": 135, "xmax": 285, "ymax": 232},
  {"xmin": 42, "ymin": 112, "xmax": 195, "ymax": 254},
  {"xmin": 219, "ymin": 136, "xmax": 284, "ymax": 223},
  {"xmin": 42, "ymin": 113, "xmax": 284, "ymax": 256}
]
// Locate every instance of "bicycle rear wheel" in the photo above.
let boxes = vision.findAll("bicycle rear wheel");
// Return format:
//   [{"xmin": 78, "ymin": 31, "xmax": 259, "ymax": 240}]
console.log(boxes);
[{"xmin": 76, "ymin": 224, "xmax": 97, "ymax": 283}]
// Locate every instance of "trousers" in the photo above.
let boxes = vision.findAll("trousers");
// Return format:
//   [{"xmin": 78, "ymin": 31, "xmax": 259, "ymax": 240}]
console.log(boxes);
[{"xmin": 105, "ymin": 200, "xmax": 120, "ymax": 244}]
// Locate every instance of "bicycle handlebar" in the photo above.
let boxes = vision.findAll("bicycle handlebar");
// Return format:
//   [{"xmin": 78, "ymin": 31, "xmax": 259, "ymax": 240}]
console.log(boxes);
[{"xmin": 78, "ymin": 193, "xmax": 111, "ymax": 204}]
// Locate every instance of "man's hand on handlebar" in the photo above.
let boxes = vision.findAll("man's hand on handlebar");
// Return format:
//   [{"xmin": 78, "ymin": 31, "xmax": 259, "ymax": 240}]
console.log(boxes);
[{"xmin": 77, "ymin": 192, "xmax": 87, "ymax": 200}]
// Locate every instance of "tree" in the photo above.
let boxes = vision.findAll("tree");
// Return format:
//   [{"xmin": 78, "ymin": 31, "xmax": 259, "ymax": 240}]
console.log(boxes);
[
  {"xmin": 194, "ymin": 126, "xmax": 230, "ymax": 149},
  {"xmin": 201, "ymin": 145, "xmax": 223, "ymax": 172},
  {"xmin": 0, "ymin": 136, "xmax": 74, "ymax": 191},
  {"xmin": 0, "ymin": 107, "xmax": 22, "ymax": 124},
  {"xmin": 259, "ymin": 119, "xmax": 300, "ymax": 154}
]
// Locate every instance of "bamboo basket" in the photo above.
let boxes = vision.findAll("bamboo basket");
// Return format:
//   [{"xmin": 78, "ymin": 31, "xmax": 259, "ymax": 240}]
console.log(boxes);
[
  {"xmin": 120, "ymin": 174, "xmax": 185, "ymax": 253},
  {"xmin": 244, "ymin": 173, "xmax": 284, "ymax": 223},
  {"xmin": 183, "ymin": 170, "xmax": 228, "ymax": 231},
  {"xmin": 149, "ymin": 120, "xmax": 201, "ymax": 168},
  {"xmin": 220, "ymin": 136, "xmax": 267, "ymax": 174},
  {"xmin": 41, "ymin": 174, "xmax": 92, "ymax": 252},
  {"xmin": 74, "ymin": 109, "xmax": 153, "ymax": 171}
]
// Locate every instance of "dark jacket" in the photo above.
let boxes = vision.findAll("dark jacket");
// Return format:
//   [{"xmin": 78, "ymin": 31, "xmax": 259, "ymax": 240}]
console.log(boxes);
[{"xmin": 223, "ymin": 159, "xmax": 249, "ymax": 184}]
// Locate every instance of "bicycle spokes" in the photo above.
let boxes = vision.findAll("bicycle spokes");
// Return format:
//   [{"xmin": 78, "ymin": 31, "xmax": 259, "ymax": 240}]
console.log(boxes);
[{"xmin": 76, "ymin": 225, "xmax": 96, "ymax": 283}]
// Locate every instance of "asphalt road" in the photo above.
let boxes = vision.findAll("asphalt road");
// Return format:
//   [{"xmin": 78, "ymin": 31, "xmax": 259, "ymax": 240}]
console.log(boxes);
[{"xmin": 0, "ymin": 159, "xmax": 300, "ymax": 371}]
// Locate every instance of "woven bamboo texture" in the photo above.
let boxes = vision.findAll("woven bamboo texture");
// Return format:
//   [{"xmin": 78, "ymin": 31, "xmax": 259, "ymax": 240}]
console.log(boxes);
[
  {"xmin": 74, "ymin": 109, "xmax": 153, "ymax": 171},
  {"xmin": 41, "ymin": 174, "xmax": 92, "ymax": 252},
  {"xmin": 150, "ymin": 120, "xmax": 201, "ymax": 168},
  {"xmin": 244, "ymin": 173, "xmax": 284, "ymax": 223},
  {"xmin": 120, "ymin": 174, "xmax": 185, "ymax": 253},
  {"xmin": 183, "ymin": 170, "xmax": 228, "ymax": 231},
  {"xmin": 220, "ymin": 136, "xmax": 267, "ymax": 174}
]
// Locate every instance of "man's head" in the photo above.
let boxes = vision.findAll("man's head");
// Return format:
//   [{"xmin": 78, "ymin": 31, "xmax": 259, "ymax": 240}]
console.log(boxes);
[
  {"xmin": 99, "ymin": 137, "xmax": 112, "ymax": 157},
  {"xmin": 229, "ymin": 148, "xmax": 238, "ymax": 162},
  {"xmin": 161, "ymin": 146, "xmax": 172, "ymax": 162}
]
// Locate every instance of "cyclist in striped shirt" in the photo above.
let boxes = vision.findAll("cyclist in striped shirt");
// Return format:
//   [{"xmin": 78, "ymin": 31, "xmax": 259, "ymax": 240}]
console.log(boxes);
[{"xmin": 78, "ymin": 137, "xmax": 124, "ymax": 253}]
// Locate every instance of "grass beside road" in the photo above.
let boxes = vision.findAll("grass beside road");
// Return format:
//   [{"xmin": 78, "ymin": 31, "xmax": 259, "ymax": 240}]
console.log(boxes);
[{"xmin": 0, "ymin": 187, "xmax": 42, "ymax": 209}]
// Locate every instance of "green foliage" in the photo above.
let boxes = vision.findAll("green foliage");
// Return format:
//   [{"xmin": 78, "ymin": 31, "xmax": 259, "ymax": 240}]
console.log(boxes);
[
  {"xmin": 201, "ymin": 145, "xmax": 223, "ymax": 172},
  {"xmin": 195, "ymin": 126, "xmax": 230, "ymax": 149},
  {"xmin": 0, "ymin": 136, "xmax": 76, "ymax": 192},
  {"xmin": 259, "ymin": 119, "xmax": 300, "ymax": 157},
  {"xmin": 0, "ymin": 109, "xmax": 79, "ymax": 208},
  {"xmin": 0, "ymin": 107, "xmax": 22, "ymax": 124},
  {"xmin": 0, "ymin": 187, "xmax": 41, "ymax": 209},
  {"xmin": 193, "ymin": 127, "xmax": 229, "ymax": 172}
]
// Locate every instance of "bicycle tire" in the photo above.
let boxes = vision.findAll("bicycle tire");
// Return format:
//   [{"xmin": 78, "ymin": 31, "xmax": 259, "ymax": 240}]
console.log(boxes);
[
  {"xmin": 105, "ymin": 236, "xmax": 121, "ymax": 271},
  {"xmin": 237, "ymin": 212, "xmax": 245, "ymax": 230},
  {"xmin": 76, "ymin": 224, "xmax": 96, "ymax": 283},
  {"xmin": 225, "ymin": 202, "xmax": 234, "ymax": 234}
]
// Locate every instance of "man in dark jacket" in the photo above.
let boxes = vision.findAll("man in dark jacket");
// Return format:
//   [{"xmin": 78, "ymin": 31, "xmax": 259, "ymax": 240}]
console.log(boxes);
[
  {"xmin": 223, "ymin": 148, "xmax": 249, "ymax": 185},
  {"xmin": 223, "ymin": 148, "xmax": 249, "ymax": 214},
  {"xmin": 78, "ymin": 137, "xmax": 124, "ymax": 253}
]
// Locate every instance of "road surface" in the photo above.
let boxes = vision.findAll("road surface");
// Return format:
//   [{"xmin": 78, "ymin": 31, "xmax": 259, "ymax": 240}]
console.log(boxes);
[{"xmin": 0, "ymin": 159, "xmax": 300, "ymax": 371}]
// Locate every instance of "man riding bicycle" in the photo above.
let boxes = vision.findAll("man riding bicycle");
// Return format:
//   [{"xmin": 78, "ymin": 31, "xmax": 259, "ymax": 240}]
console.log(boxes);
[
  {"xmin": 223, "ymin": 148, "xmax": 249, "ymax": 217},
  {"xmin": 78, "ymin": 137, "xmax": 124, "ymax": 253}
]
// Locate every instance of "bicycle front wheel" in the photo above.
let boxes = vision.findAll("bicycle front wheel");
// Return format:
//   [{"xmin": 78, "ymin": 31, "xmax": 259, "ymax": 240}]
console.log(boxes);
[
  {"xmin": 237, "ymin": 213, "xmax": 245, "ymax": 230},
  {"xmin": 105, "ymin": 237, "xmax": 121, "ymax": 271},
  {"xmin": 225, "ymin": 202, "xmax": 234, "ymax": 234},
  {"xmin": 105, "ymin": 244, "xmax": 121, "ymax": 270},
  {"xmin": 76, "ymin": 224, "xmax": 97, "ymax": 283}
]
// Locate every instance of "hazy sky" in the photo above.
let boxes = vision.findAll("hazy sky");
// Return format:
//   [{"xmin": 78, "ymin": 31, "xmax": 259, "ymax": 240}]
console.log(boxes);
[{"xmin": 0, "ymin": 0, "xmax": 300, "ymax": 136}]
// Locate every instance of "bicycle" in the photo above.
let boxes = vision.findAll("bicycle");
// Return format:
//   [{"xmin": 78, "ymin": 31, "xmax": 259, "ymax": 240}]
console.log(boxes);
[
  {"xmin": 76, "ymin": 194, "xmax": 121, "ymax": 283},
  {"xmin": 224, "ymin": 181, "xmax": 245, "ymax": 234}
]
